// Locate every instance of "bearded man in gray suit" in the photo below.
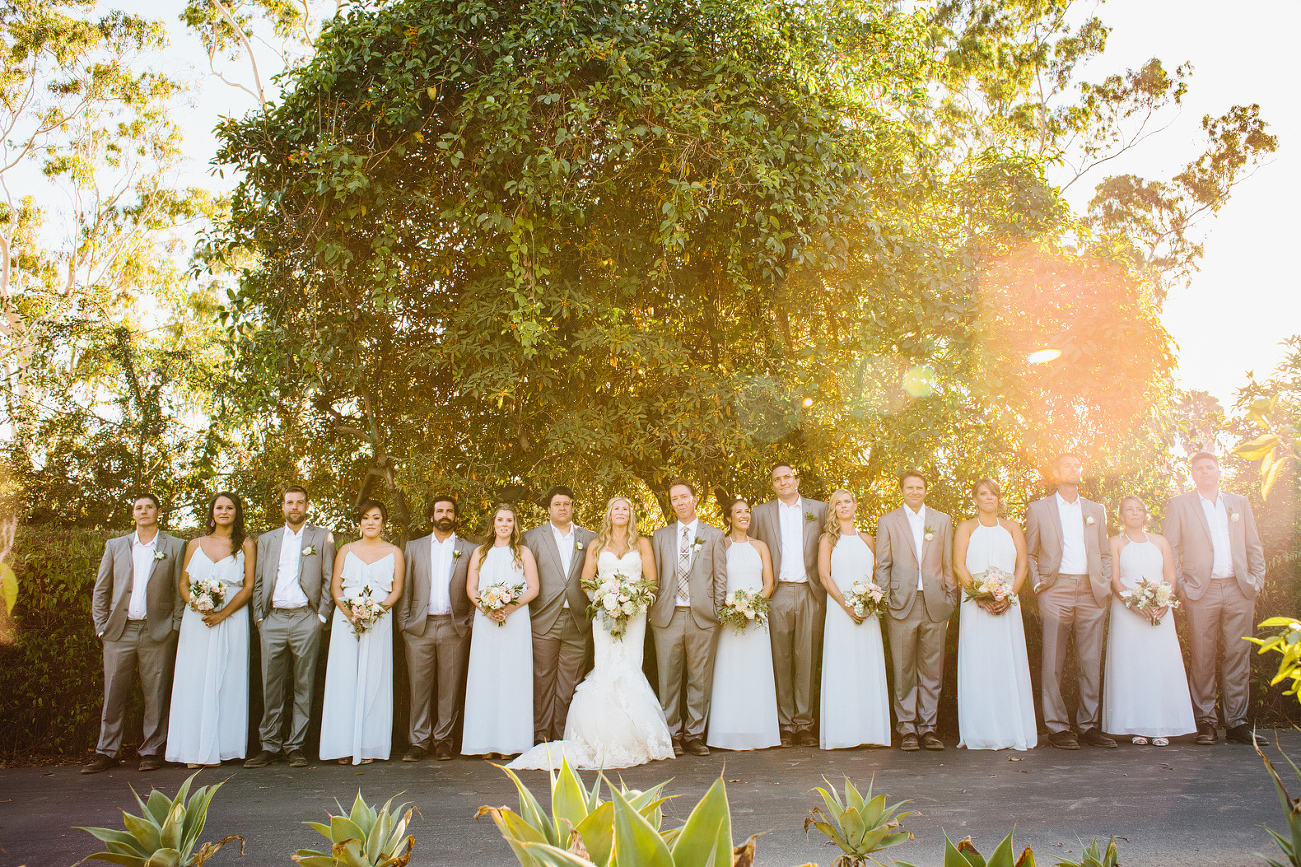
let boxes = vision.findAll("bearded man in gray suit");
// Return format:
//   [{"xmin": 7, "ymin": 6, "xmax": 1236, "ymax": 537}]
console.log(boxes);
[
  {"xmin": 875, "ymin": 469, "xmax": 955, "ymax": 751},
  {"xmin": 245, "ymin": 486, "xmax": 336, "ymax": 768},
  {"xmin": 750, "ymin": 462, "xmax": 828, "ymax": 747},
  {"xmin": 400, "ymin": 494, "xmax": 477, "ymax": 761},
  {"xmin": 1162, "ymin": 451, "xmax": 1268, "ymax": 747},
  {"xmin": 84, "ymin": 494, "xmax": 186, "ymax": 774},
  {"xmin": 1025, "ymin": 453, "xmax": 1115, "ymax": 749},
  {"xmin": 650, "ymin": 479, "xmax": 727, "ymax": 756}
]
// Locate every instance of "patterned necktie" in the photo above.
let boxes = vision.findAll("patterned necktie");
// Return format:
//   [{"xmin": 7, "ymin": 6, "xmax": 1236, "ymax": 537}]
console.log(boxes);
[{"xmin": 677, "ymin": 526, "xmax": 691, "ymax": 605}]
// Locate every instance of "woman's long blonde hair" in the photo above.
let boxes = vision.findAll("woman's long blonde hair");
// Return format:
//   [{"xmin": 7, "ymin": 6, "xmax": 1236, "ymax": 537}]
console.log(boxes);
[
  {"xmin": 594, "ymin": 496, "xmax": 641, "ymax": 556},
  {"xmin": 824, "ymin": 489, "xmax": 856, "ymax": 552},
  {"xmin": 476, "ymin": 502, "xmax": 524, "ymax": 570}
]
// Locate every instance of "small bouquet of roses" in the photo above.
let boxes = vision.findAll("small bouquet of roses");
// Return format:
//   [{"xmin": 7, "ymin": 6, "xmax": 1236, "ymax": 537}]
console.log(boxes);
[
  {"xmin": 347, "ymin": 587, "xmax": 388, "ymax": 636},
  {"xmin": 478, "ymin": 581, "xmax": 525, "ymax": 626},
  {"xmin": 718, "ymin": 588, "xmax": 770, "ymax": 633},
  {"xmin": 583, "ymin": 571, "xmax": 658, "ymax": 640},
  {"xmin": 965, "ymin": 566, "xmax": 1018, "ymax": 609},
  {"xmin": 189, "ymin": 575, "xmax": 226, "ymax": 615},
  {"xmin": 1120, "ymin": 576, "xmax": 1180, "ymax": 626},
  {"xmin": 843, "ymin": 578, "xmax": 887, "ymax": 620}
]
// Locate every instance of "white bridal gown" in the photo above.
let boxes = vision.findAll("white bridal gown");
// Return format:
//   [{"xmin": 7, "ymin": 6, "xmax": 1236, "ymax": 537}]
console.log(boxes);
[
  {"xmin": 462, "ymin": 545, "xmax": 534, "ymax": 756},
  {"xmin": 510, "ymin": 548, "xmax": 674, "ymax": 770},
  {"xmin": 819, "ymin": 534, "xmax": 891, "ymax": 749},
  {"xmin": 166, "ymin": 548, "xmax": 249, "ymax": 765},
  {"xmin": 706, "ymin": 541, "xmax": 780, "ymax": 750},
  {"xmin": 956, "ymin": 521, "xmax": 1037, "ymax": 750},
  {"xmin": 1102, "ymin": 533, "xmax": 1195, "ymax": 738},
  {"xmin": 319, "ymin": 551, "xmax": 395, "ymax": 764}
]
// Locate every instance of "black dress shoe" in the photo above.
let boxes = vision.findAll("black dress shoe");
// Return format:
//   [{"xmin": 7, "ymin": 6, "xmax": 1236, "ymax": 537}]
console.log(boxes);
[
  {"xmin": 243, "ymin": 749, "xmax": 279, "ymax": 768},
  {"xmin": 1048, "ymin": 730, "xmax": 1080, "ymax": 750},
  {"xmin": 920, "ymin": 732, "xmax": 946, "ymax": 751},
  {"xmin": 402, "ymin": 746, "xmax": 427, "ymax": 763},
  {"xmin": 900, "ymin": 733, "xmax": 920, "ymax": 751},
  {"xmin": 434, "ymin": 742, "xmax": 454, "ymax": 761},
  {"xmin": 795, "ymin": 731, "xmax": 819, "ymax": 748},
  {"xmin": 1079, "ymin": 728, "xmax": 1117, "ymax": 748},
  {"xmin": 1194, "ymin": 722, "xmax": 1218, "ymax": 745},
  {"xmin": 1226, "ymin": 724, "xmax": 1268, "ymax": 746},
  {"xmin": 138, "ymin": 755, "xmax": 164, "ymax": 772},
  {"xmin": 685, "ymin": 740, "xmax": 710, "ymax": 756},
  {"xmin": 82, "ymin": 754, "xmax": 118, "ymax": 774},
  {"xmin": 286, "ymin": 749, "xmax": 309, "ymax": 767}
]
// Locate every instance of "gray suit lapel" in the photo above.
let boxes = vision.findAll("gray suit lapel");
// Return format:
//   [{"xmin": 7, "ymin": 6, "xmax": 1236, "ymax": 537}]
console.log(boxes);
[
  {"xmin": 264, "ymin": 527, "xmax": 285, "ymax": 609},
  {"xmin": 898, "ymin": 509, "xmax": 920, "ymax": 564},
  {"xmin": 1048, "ymin": 498, "xmax": 1064, "ymax": 556},
  {"xmin": 1190, "ymin": 493, "xmax": 1214, "ymax": 542}
]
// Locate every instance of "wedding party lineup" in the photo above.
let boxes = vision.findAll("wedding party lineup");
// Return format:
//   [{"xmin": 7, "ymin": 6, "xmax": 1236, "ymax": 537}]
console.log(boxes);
[{"xmin": 82, "ymin": 450, "xmax": 1268, "ymax": 775}]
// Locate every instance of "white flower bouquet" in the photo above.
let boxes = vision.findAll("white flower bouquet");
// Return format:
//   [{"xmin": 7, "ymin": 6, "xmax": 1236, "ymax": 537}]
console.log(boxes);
[
  {"xmin": 347, "ymin": 587, "xmax": 388, "ymax": 635},
  {"xmin": 583, "ymin": 571, "xmax": 657, "ymax": 640},
  {"xmin": 843, "ymin": 578, "xmax": 887, "ymax": 620},
  {"xmin": 718, "ymin": 588, "xmax": 770, "ymax": 633},
  {"xmin": 1120, "ymin": 576, "xmax": 1180, "ymax": 626},
  {"xmin": 189, "ymin": 575, "xmax": 226, "ymax": 614},
  {"xmin": 965, "ymin": 566, "xmax": 1018, "ymax": 609},
  {"xmin": 478, "ymin": 581, "xmax": 525, "ymax": 626}
]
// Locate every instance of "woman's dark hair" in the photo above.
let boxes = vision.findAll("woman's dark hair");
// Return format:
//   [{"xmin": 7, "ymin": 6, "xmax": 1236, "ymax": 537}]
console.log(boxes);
[
  {"xmin": 358, "ymin": 499, "xmax": 388, "ymax": 523},
  {"xmin": 206, "ymin": 491, "xmax": 246, "ymax": 555},
  {"xmin": 720, "ymin": 494, "xmax": 749, "ymax": 532}
]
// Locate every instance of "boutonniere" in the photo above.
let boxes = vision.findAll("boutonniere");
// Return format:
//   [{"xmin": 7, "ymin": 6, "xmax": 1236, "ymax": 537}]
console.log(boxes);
[
  {"xmin": 1084, "ymin": 516, "xmax": 1096, "ymax": 527},
  {"xmin": 1229, "ymin": 510, "xmax": 1240, "ymax": 523},
  {"xmin": 804, "ymin": 512, "xmax": 816, "ymax": 523},
  {"xmin": 452, "ymin": 549, "xmax": 464, "ymax": 560},
  {"xmin": 923, "ymin": 525, "xmax": 935, "ymax": 542},
  {"xmin": 302, "ymin": 545, "xmax": 316, "ymax": 556},
  {"xmin": 692, "ymin": 536, "xmax": 705, "ymax": 551},
  {"xmin": 575, "ymin": 541, "xmax": 586, "ymax": 551},
  {"xmin": 153, "ymin": 550, "xmax": 167, "ymax": 561}
]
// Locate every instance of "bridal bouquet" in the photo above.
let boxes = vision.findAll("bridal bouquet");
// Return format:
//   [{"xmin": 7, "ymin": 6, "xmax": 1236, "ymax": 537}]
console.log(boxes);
[
  {"xmin": 583, "ymin": 571, "xmax": 657, "ymax": 640},
  {"xmin": 189, "ymin": 575, "xmax": 226, "ymax": 614},
  {"xmin": 965, "ymin": 566, "xmax": 1018, "ymax": 608},
  {"xmin": 479, "ymin": 581, "xmax": 525, "ymax": 627},
  {"xmin": 347, "ymin": 587, "xmax": 388, "ymax": 636},
  {"xmin": 1120, "ymin": 576, "xmax": 1180, "ymax": 626},
  {"xmin": 718, "ymin": 588, "xmax": 770, "ymax": 633},
  {"xmin": 843, "ymin": 578, "xmax": 887, "ymax": 620}
]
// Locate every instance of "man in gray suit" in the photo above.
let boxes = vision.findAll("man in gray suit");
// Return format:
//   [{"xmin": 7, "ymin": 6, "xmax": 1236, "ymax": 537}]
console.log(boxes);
[
  {"xmin": 875, "ymin": 470, "xmax": 955, "ymax": 751},
  {"xmin": 650, "ymin": 479, "xmax": 727, "ymax": 756},
  {"xmin": 84, "ymin": 494, "xmax": 186, "ymax": 773},
  {"xmin": 1163, "ymin": 451, "xmax": 1268, "ymax": 746},
  {"xmin": 751, "ymin": 462, "xmax": 828, "ymax": 747},
  {"xmin": 400, "ymin": 494, "xmax": 477, "ymax": 761},
  {"xmin": 524, "ymin": 486, "xmax": 597, "ymax": 744},
  {"xmin": 245, "ymin": 486, "xmax": 336, "ymax": 768},
  {"xmin": 1025, "ymin": 453, "xmax": 1115, "ymax": 749}
]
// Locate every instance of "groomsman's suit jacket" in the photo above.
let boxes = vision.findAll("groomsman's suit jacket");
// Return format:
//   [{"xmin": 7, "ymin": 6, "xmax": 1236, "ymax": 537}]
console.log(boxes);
[
  {"xmin": 874, "ymin": 507, "xmax": 956, "ymax": 623},
  {"xmin": 400, "ymin": 533, "xmax": 478, "ymax": 637},
  {"xmin": 1025, "ymin": 495, "xmax": 1111, "ymax": 606},
  {"xmin": 750, "ymin": 498, "xmax": 829, "ymax": 597},
  {"xmin": 252, "ymin": 525, "xmax": 337, "ymax": 624},
  {"xmin": 93, "ymin": 532, "xmax": 187, "ymax": 641},
  {"xmin": 649, "ymin": 522, "xmax": 727, "ymax": 629},
  {"xmin": 1162, "ymin": 491, "xmax": 1265, "ymax": 601},
  {"xmin": 525, "ymin": 523, "xmax": 598, "ymax": 634}
]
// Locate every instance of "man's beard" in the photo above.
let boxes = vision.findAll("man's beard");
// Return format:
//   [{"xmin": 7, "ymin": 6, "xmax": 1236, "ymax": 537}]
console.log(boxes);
[{"xmin": 433, "ymin": 518, "xmax": 456, "ymax": 533}]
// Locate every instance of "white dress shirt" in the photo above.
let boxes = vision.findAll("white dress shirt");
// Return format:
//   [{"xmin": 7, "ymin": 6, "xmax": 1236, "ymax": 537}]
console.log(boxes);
[
  {"xmin": 904, "ymin": 504, "xmax": 927, "ymax": 590},
  {"xmin": 1056, "ymin": 492, "xmax": 1088, "ymax": 574},
  {"xmin": 777, "ymin": 498, "xmax": 807, "ymax": 582},
  {"xmin": 552, "ymin": 523, "xmax": 576, "ymax": 607},
  {"xmin": 272, "ymin": 526, "xmax": 310, "ymax": 609},
  {"xmin": 127, "ymin": 532, "xmax": 158, "ymax": 620},
  {"xmin": 1199, "ymin": 492, "xmax": 1235, "ymax": 578},
  {"xmin": 674, "ymin": 518, "xmax": 700, "ymax": 606},
  {"xmin": 428, "ymin": 532, "xmax": 457, "ymax": 616}
]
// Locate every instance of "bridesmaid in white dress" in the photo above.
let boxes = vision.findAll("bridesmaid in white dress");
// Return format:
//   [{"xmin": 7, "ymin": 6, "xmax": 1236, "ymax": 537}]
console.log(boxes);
[
  {"xmin": 167, "ymin": 492, "xmax": 254, "ymax": 767},
  {"xmin": 1103, "ymin": 496, "xmax": 1195, "ymax": 746},
  {"xmin": 319, "ymin": 499, "xmax": 404, "ymax": 765},
  {"xmin": 953, "ymin": 479, "xmax": 1037, "ymax": 750},
  {"xmin": 817, "ymin": 489, "xmax": 890, "ymax": 749},
  {"xmin": 707, "ymin": 497, "xmax": 780, "ymax": 750},
  {"xmin": 462, "ymin": 503, "xmax": 539, "ymax": 758}
]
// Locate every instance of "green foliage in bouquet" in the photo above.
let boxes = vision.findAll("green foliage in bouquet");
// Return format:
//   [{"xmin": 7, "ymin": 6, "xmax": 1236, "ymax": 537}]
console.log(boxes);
[
  {"xmin": 292, "ymin": 792, "xmax": 415, "ymax": 867},
  {"xmin": 1248, "ymin": 617, "xmax": 1301, "ymax": 704},
  {"xmin": 898, "ymin": 831, "xmax": 1034, "ymax": 867},
  {"xmin": 76, "ymin": 772, "xmax": 242, "ymax": 867},
  {"xmin": 1053, "ymin": 838, "xmax": 1119, "ymax": 867},
  {"xmin": 804, "ymin": 776, "xmax": 916, "ymax": 867}
]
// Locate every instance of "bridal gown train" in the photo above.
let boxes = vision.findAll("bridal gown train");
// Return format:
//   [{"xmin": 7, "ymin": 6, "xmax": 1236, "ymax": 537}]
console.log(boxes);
[{"xmin": 509, "ymin": 548, "xmax": 674, "ymax": 770}]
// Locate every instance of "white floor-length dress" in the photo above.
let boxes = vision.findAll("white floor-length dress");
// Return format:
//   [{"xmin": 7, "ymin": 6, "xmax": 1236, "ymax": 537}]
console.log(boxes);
[
  {"xmin": 166, "ymin": 548, "xmax": 249, "ymax": 765},
  {"xmin": 319, "ymin": 551, "xmax": 395, "ymax": 764},
  {"xmin": 1102, "ymin": 534, "xmax": 1196, "ymax": 738},
  {"xmin": 510, "ymin": 549, "xmax": 674, "ymax": 770},
  {"xmin": 956, "ymin": 521, "xmax": 1037, "ymax": 750},
  {"xmin": 820, "ymin": 534, "xmax": 891, "ymax": 749},
  {"xmin": 706, "ymin": 541, "xmax": 780, "ymax": 750},
  {"xmin": 462, "ymin": 545, "xmax": 534, "ymax": 756}
]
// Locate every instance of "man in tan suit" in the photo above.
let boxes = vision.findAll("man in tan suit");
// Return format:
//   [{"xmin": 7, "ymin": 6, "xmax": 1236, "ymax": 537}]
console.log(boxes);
[
  {"xmin": 1025, "ymin": 453, "xmax": 1114, "ymax": 749},
  {"xmin": 1163, "ymin": 451, "xmax": 1268, "ymax": 746},
  {"xmin": 84, "ymin": 494, "xmax": 185, "ymax": 773},
  {"xmin": 751, "ymin": 462, "xmax": 828, "ymax": 747},
  {"xmin": 649, "ymin": 479, "xmax": 727, "ymax": 756},
  {"xmin": 524, "ymin": 486, "xmax": 597, "ymax": 744},
  {"xmin": 400, "ymin": 494, "xmax": 477, "ymax": 761},
  {"xmin": 875, "ymin": 470, "xmax": 955, "ymax": 751},
  {"xmin": 245, "ymin": 486, "xmax": 336, "ymax": 768}
]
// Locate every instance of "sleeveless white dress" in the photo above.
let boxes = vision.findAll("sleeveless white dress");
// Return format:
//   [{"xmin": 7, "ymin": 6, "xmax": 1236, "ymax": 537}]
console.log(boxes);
[
  {"xmin": 510, "ymin": 549, "xmax": 674, "ymax": 770},
  {"xmin": 1102, "ymin": 534, "xmax": 1195, "ymax": 738},
  {"xmin": 706, "ymin": 541, "xmax": 780, "ymax": 750},
  {"xmin": 820, "ymin": 534, "xmax": 891, "ymax": 749},
  {"xmin": 319, "ymin": 551, "xmax": 395, "ymax": 763},
  {"xmin": 166, "ymin": 548, "xmax": 249, "ymax": 765},
  {"xmin": 956, "ymin": 522, "xmax": 1037, "ymax": 750},
  {"xmin": 462, "ymin": 545, "xmax": 534, "ymax": 756}
]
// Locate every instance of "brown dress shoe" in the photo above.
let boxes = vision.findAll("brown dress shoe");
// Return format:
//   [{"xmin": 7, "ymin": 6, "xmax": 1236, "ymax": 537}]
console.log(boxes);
[
  {"xmin": 900, "ymin": 733, "xmax": 920, "ymax": 751},
  {"xmin": 1194, "ymin": 722, "xmax": 1217, "ymax": 745},
  {"xmin": 402, "ymin": 746, "xmax": 427, "ymax": 762},
  {"xmin": 243, "ymin": 749, "xmax": 278, "ymax": 768},
  {"xmin": 795, "ymin": 731, "xmax": 819, "ymax": 748},
  {"xmin": 82, "ymin": 754, "xmax": 118, "ymax": 774},
  {"xmin": 434, "ymin": 742, "xmax": 454, "ymax": 761},
  {"xmin": 779, "ymin": 731, "xmax": 794, "ymax": 747},
  {"xmin": 138, "ymin": 755, "xmax": 164, "ymax": 772},
  {"xmin": 920, "ymin": 732, "xmax": 945, "ymax": 750},
  {"xmin": 286, "ymin": 749, "xmax": 309, "ymax": 767},
  {"xmin": 672, "ymin": 740, "xmax": 685, "ymax": 757},
  {"xmin": 685, "ymin": 740, "xmax": 710, "ymax": 756},
  {"xmin": 1079, "ymin": 728, "xmax": 1117, "ymax": 748},
  {"xmin": 1048, "ymin": 730, "xmax": 1080, "ymax": 749}
]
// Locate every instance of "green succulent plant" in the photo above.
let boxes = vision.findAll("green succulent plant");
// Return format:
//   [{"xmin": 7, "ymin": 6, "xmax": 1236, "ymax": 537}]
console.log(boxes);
[
  {"xmin": 1257, "ymin": 743, "xmax": 1301, "ymax": 867},
  {"xmin": 292, "ymin": 792, "xmax": 415, "ymax": 867},
  {"xmin": 76, "ymin": 771, "xmax": 242, "ymax": 867},
  {"xmin": 1054, "ymin": 837, "xmax": 1119, "ymax": 867},
  {"xmin": 803, "ymin": 776, "xmax": 916, "ymax": 867},
  {"xmin": 898, "ymin": 831, "xmax": 1035, "ymax": 867}
]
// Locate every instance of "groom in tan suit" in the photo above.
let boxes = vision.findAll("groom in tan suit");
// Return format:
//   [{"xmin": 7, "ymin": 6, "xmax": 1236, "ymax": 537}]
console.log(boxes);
[
  {"xmin": 875, "ymin": 470, "xmax": 955, "ymax": 751},
  {"xmin": 1163, "ymin": 451, "xmax": 1267, "ymax": 746},
  {"xmin": 85, "ymin": 494, "xmax": 185, "ymax": 773},
  {"xmin": 650, "ymin": 479, "xmax": 727, "ymax": 756}
]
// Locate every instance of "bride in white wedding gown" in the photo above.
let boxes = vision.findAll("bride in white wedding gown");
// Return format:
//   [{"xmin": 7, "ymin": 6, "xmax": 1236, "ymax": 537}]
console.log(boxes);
[{"xmin": 510, "ymin": 497, "xmax": 674, "ymax": 770}]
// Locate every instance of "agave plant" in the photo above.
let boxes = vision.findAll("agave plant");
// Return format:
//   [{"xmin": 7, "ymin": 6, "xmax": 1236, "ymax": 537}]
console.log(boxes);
[
  {"xmin": 804, "ymin": 776, "xmax": 916, "ymax": 867},
  {"xmin": 1054, "ymin": 837, "xmax": 1119, "ymax": 867},
  {"xmin": 1257, "ymin": 743, "xmax": 1301, "ymax": 867},
  {"xmin": 292, "ymin": 792, "xmax": 415, "ymax": 867},
  {"xmin": 76, "ymin": 772, "xmax": 242, "ymax": 867},
  {"xmin": 899, "ymin": 831, "xmax": 1035, "ymax": 867}
]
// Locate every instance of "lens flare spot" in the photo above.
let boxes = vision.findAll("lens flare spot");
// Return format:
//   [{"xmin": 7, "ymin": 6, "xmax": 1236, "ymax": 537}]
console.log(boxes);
[
  {"xmin": 1027, "ymin": 348, "xmax": 1063, "ymax": 364},
  {"xmin": 902, "ymin": 365, "xmax": 936, "ymax": 398},
  {"xmin": 802, "ymin": 397, "xmax": 814, "ymax": 407}
]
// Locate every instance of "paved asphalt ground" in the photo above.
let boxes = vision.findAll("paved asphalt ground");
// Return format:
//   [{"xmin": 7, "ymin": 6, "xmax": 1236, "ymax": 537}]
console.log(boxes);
[{"xmin": 2, "ymin": 729, "xmax": 1295, "ymax": 867}]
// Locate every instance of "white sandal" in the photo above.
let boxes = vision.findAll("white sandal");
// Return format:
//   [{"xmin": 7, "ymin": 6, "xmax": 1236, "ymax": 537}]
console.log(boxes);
[
  {"xmin": 1153, "ymin": 737, "xmax": 1169, "ymax": 747},
  {"xmin": 1131, "ymin": 736, "xmax": 1149, "ymax": 745}
]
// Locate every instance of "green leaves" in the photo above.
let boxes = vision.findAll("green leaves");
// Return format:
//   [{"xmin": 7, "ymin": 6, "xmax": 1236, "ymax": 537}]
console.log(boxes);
[
  {"xmin": 805, "ymin": 776, "xmax": 916, "ymax": 863},
  {"xmin": 76, "ymin": 772, "xmax": 240, "ymax": 867},
  {"xmin": 293, "ymin": 791, "xmax": 415, "ymax": 867}
]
